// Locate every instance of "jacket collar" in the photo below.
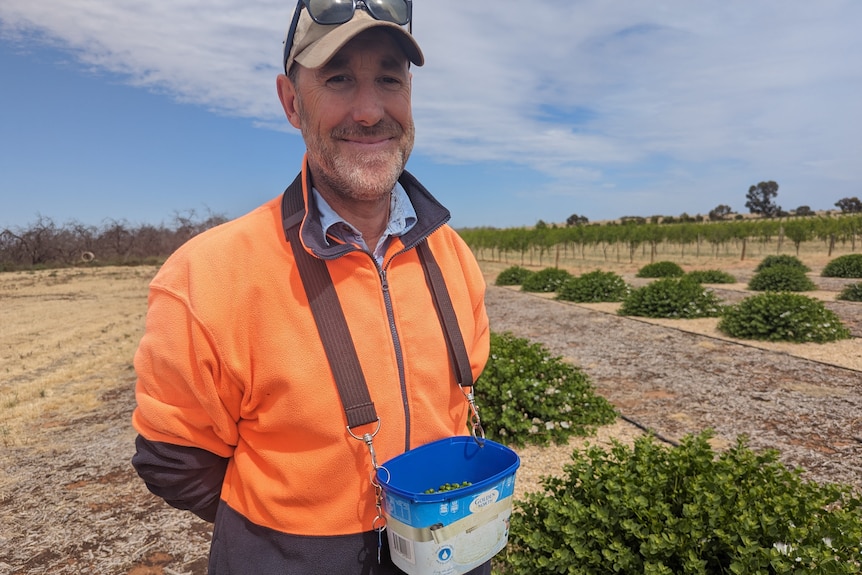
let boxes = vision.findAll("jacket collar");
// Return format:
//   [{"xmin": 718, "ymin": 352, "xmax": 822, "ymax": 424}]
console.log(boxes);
[{"xmin": 291, "ymin": 164, "xmax": 451, "ymax": 259}]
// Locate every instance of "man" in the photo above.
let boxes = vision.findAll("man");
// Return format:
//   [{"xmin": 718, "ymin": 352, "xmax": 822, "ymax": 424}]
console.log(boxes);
[{"xmin": 131, "ymin": 1, "xmax": 491, "ymax": 573}]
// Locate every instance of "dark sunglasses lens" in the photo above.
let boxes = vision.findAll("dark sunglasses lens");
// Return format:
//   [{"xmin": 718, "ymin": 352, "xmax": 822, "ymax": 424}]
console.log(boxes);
[
  {"xmin": 365, "ymin": 0, "xmax": 409, "ymax": 25},
  {"xmin": 306, "ymin": 0, "xmax": 356, "ymax": 25}
]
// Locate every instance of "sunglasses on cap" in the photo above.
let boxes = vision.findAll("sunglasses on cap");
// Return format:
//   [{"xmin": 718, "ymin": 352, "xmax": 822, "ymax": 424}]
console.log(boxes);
[{"xmin": 283, "ymin": 0, "xmax": 413, "ymax": 73}]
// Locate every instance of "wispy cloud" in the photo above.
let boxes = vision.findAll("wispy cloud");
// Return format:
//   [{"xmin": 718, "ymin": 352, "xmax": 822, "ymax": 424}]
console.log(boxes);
[{"xmin": 2, "ymin": 0, "xmax": 860, "ymax": 217}]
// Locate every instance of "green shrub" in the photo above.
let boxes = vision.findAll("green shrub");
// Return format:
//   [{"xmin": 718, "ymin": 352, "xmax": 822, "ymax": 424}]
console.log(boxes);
[
  {"xmin": 685, "ymin": 269, "xmax": 737, "ymax": 284},
  {"xmin": 618, "ymin": 277, "xmax": 724, "ymax": 318},
  {"xmin": 754, "ymin": 254, "xmax": 811, "ymax": 273},
  {"xmin": 821, "ymin": 254, "xmax": 862, "ymax": 278},
  {"xmin": 719, "ymin": 292, "xmax": 851, "ymax": 343},
  {"xmin": 474, "ymin": 332, "xmax": 616, "ymax": 447},
  {"xmin": 520, "ymin": 267, "xmax": 573, "ymax": 293},
  {"xmin": 556, "ymin": 270, "xmax": 631, "ymax": 303},
  {"xmin": 636, "ymin": 260, "xmax": 685, "ymax": 278},
  {"xmin": 499, "ymin": 431, "xmax": 862, "ymax": 575},
  {"xmin": 495, "ymin": 265, "xmax": 533, "ymax": 286},
  {"xmin": 747, "ymin": 264, "xmax": 816, "ymax": 292},
  {"xmin": 837, "ymin": 282, "xmax": 862, "ymax": 302}
]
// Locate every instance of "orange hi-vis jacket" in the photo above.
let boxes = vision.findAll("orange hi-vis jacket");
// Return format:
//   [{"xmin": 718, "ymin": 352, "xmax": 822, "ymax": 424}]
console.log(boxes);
[{"xmin": 131, "ymin": 162, "xmax": 490, "ymax": 573}]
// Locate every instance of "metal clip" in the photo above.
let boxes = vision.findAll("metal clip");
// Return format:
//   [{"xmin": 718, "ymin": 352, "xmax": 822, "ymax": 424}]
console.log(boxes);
[
  {"xmin": 347, "ymin": 419, "xmax": 387, "ymax": 562},
  {"xmin": 463, "ymin": 390, "xmax": 486, "ymax": 446},
  {"xmin": 347, "ymin": 418, "xmax": 381, "ymax": 462}
]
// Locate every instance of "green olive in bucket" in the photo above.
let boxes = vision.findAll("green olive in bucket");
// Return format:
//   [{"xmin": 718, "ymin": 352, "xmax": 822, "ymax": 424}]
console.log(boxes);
[{"xmin": 424, "ymin": 481, "xmax": 472, "ymax": 494}]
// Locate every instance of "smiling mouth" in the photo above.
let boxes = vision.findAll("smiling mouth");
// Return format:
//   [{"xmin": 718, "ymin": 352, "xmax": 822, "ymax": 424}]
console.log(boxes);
[
  {"xmin": 334, "ymin": 122, "xmax": 401, "ymax": 143},
  {"xmin": 343, "ymin": 136, "xmax": 394, "ymax": 145}
]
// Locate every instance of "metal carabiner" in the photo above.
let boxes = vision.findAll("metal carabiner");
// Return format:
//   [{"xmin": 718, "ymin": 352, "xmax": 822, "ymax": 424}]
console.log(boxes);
[
  {"xmin": 347, "ymin": 418, "xmax": 388, "ymax": 563},
  {"xmin": 463, "ymin": 389, "xmax": 486, "ymax": 446},
  {"xmin": 347, "ymin": 418, "xmax": 382, "ymax": 468}
]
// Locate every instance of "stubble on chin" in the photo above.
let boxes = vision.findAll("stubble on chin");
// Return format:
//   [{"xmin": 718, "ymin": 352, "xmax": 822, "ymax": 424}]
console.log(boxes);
[
  {"xmin": 326, "ymin": 143, "xmax": 410, "ymax": 201},
  {"xmin": 305, "ymin": 121, "xmax": 415, "ymax": 203}
]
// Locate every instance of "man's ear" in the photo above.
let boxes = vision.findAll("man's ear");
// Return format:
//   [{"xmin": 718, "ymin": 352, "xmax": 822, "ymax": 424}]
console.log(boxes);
[{"xmin": 276, "ymin": 74, "xmax": 302, "ymax": 130}]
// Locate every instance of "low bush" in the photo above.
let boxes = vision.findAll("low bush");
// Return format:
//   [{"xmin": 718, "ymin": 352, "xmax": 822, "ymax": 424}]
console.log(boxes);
[
  {"xmin": 821, "ymin": 254, "xmax": 862, "ymax": 278},
  {"xmin": 521, "ymin": 267, "xmax": 573, "ymax": 293},
  {"xmin": 556, "ymin": 270, "xmax": 631, "ymax": 303},
  {"xmin": 719, "ymin": 292, "xmax": 851, "ymax": 343},
  {"xmin": 495, "ymin": 265, "xmax": 533, "ymax": 286},
  {"xmin": 636, "ymin": 260, "xmax": 685, "ymax": 278},
  {"xmin": 618, "ymin": 277, "xmax": 724, "ymax": 319},
  {"xmin": 747, "ymin": 264, "xmax": 816, "ymax": 292},
  {"xmin": 754, "ymin": 254, "xmax": 810, "ymax": 273},
  {"xmin": 685, "ymin": 269, "xmax": 737, "ymax": 284},
  {"xmin": 474, "ymin": 332, "xmax": 617, "ymax": 447},
  {"xmin": 837, "ymin": 282, "xmax": 862, "ymax": 302},
  {"xmin": 499, "ymin": 431, "xmax": 862, "ymax": 575}
]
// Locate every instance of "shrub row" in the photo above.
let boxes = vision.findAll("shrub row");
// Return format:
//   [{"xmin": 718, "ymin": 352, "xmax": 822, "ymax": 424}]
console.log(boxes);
[
  {"xmin": 475, "ymin": 332, "xmax": 617, "ymax": 447},
  {"xmin": 495, "ymin": 256, "xmax": 852, "ymax": 343},
  {"xmin": 499, "ymin": 431, "xmax": 862, "ymax": 575}
]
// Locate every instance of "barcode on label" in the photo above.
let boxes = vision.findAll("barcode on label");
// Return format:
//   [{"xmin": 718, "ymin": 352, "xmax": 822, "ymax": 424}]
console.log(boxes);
[{"xmin": 390, "ymin": 532, "xmax": 415, "ymax": 564}]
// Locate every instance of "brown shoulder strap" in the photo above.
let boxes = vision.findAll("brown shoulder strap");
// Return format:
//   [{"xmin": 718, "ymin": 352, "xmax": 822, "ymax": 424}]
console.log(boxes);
[
  {"xmin": 416, "ymin": 241, "xmax": 474, "ymax": 388},
  {"xmin": 281, "ymin": 173, "xmax": 475, "ymax": 430},
  {"xmin": 282, "ymin": 174, "xmax": 378, "ymax": 429}
]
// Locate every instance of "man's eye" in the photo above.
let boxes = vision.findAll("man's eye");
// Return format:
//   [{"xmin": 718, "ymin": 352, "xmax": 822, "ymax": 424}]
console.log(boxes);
[
  {"xmin": 380, "ymin": 76, "xmax": 403, "ymax": 88},
  {"xmin": 326, "ymin": 75, "xmax": 351, "ymax": 84}
]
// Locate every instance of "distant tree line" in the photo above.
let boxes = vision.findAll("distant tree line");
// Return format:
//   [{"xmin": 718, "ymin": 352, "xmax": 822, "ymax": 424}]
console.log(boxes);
[
  {"xmin": 462, "ymin": 212, "xmax": 862, "ymax": 267},
  {"xmin": 0, "ymin": 211, "xmax": 228, "ymax": 270},
  {"xmin": 565, "ymin": 180, "xmax": 862, "ymax": 227}
]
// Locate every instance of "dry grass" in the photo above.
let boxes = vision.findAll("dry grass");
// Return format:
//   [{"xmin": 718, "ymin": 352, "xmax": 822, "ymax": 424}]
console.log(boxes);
[{"xmin": 0, "ymin": 266, "xmax": 153, "ymax": 451}]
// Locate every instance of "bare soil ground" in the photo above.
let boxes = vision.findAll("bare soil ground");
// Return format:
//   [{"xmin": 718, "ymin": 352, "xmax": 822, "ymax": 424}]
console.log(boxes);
[{"xmin": 1, "ymin": 248, "xmax": 860, "ymax": 574}]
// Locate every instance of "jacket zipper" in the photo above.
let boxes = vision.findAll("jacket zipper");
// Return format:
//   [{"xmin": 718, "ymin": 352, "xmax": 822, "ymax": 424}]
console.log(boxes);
[
  {"xmin": 376, "ymin": 230, "xmax": 447, "ymax": 452},
  {"xmin": 321, "ymin": 228, "xmax": 448, "ymax": 453},
  {"xmin": 376, "ymin": 230, "xmax": 446, "ymax": 452},
  {"xmin": 378, "ymin": 266, "xmax": 411, "ymax": 451}
]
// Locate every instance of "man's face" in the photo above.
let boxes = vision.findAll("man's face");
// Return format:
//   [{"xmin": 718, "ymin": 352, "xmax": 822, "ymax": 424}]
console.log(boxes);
[{"xmin": 280, "ymin": 28, "xmax": 414, "ymax": 204}]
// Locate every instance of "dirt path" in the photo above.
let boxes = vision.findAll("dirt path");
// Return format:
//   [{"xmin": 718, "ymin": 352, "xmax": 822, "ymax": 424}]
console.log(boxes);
[{"xmin": 0, "ymin": 261, "xmax": 860, "ymax": 574}]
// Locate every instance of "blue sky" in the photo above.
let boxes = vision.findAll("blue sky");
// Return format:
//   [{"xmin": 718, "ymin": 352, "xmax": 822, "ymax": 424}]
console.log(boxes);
[{"xmin": 1, "ymin": 1, "xmax": 860, "ymax": 230}]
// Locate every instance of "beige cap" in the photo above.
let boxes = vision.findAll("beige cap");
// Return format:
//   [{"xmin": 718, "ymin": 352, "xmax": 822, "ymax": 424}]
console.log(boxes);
[{"xmin": 285, "ymin": 8, "xmax": 424, "ymax": 73}]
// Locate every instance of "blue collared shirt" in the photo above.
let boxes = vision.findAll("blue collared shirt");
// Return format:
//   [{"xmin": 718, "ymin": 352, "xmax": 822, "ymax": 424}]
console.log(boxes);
[{"xmin": 312, "ymin": 182, "xmax": 418, "ymax": 265}]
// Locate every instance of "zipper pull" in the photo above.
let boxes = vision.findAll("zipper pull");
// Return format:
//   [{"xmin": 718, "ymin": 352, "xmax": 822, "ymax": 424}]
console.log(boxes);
[{"xmin": 380, "ymin": 269, "xmax": 389, "ymax": 292}]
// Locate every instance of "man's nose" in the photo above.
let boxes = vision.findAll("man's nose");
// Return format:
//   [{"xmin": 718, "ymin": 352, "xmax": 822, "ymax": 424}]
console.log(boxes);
[{"xmin": 351, "ymin": 83, "xmax": 385, "ymax": 126}]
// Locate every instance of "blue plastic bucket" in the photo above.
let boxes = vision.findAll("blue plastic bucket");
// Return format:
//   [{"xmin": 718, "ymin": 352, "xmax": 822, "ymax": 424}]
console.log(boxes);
[{"xmin": 376, "ymin": 436, "xmax": 520, "ymax": 575}]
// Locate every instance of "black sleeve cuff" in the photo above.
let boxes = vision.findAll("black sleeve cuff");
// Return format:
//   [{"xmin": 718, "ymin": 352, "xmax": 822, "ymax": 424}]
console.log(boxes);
[{"xmin": 132, "ymin": 434, "xmax": 230, "ymax": 523}]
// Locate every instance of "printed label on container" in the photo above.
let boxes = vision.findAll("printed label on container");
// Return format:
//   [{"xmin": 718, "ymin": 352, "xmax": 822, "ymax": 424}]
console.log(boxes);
[{"xmin": 469, "ymin": 489, "xmax": 499, "ymax": 513}]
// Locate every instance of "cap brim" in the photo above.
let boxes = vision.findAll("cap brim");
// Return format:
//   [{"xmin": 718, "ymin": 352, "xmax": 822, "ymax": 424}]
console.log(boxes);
[{"xmin": 288, "ymin": 10, "xmax": 423, "ymax": 72}]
